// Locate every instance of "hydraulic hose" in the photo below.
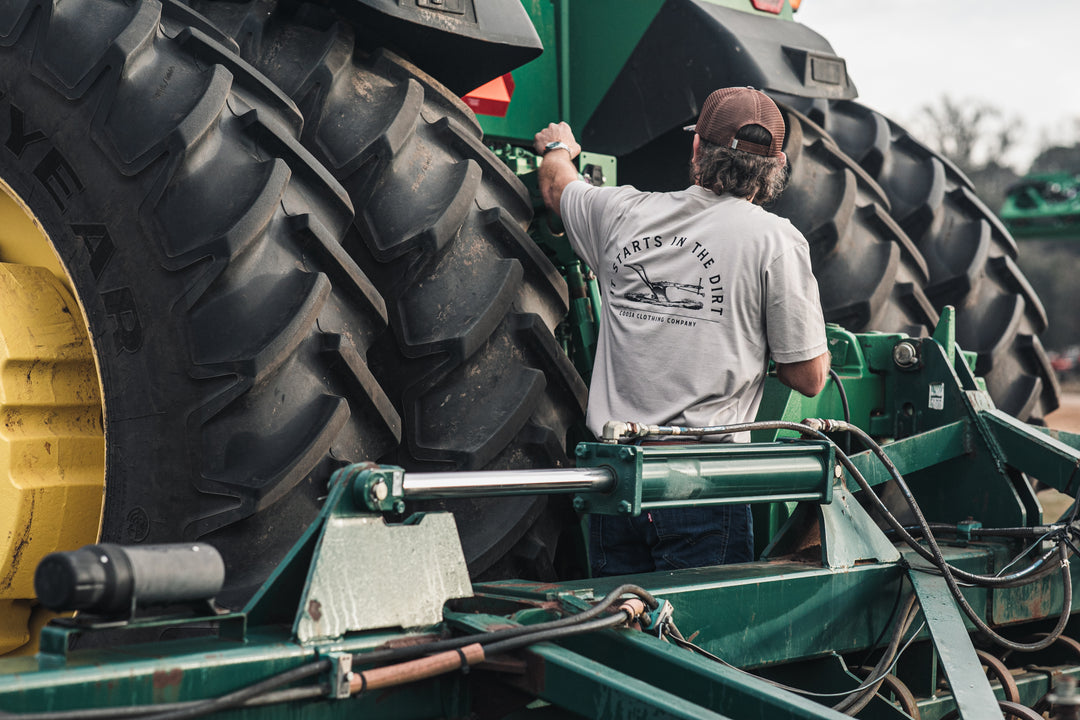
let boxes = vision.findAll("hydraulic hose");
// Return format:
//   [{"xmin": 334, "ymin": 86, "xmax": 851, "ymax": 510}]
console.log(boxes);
[
  {"xmin": 618, "ymin": 416, "xmax": 1078, "ymax": 653},
  {"xmin": 806, "ymin": 418, "xmax": 1075, "ymax": 653},
  {"xmin": 883, "ymin": 525, "xmax": 1063, "ymax": 588},
  {"xmin": 352, "ymin": 583, "xmax": 657, "ymax": 668},
  {"xmin": 139, "ymin": 660, "xmax": 332, "ymax": 720},
  {"xmin": 836, "ymin": 443, "xmax": 1062, "ymax": 588},
  {"xmin": 833, "ymin": 594, "xmax": 921, "ymax": 715},
  {"xmin": 828, "ymin": 368, "xmax": 852, "ymax": 454},
  {"xmin": 893, "ymin": 522, "xmax": 1060, "ymax": 540},
  {"xmin": 349, "ymin": 599, "xmax": 647, "ymax": 695},
  {"xmin": 828, "ymin": 368, "xmax": 851, "ymax": 425},
  {"xmin": 823, "ymin": 419, "xmax": 1068, "ymax": 586}
]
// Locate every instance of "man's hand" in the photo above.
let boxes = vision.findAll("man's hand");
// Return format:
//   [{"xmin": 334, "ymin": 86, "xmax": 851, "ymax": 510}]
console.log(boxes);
[
  {"xmin": 534, "ymin": 122, "xmax": 583, "ymax": 216},
  {"xmin": 534, "ymin": 122, "xmax": 581, "ymax": 159}
]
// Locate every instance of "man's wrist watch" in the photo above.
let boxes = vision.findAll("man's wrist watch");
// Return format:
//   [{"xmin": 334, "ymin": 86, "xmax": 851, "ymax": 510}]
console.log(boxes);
[{"xmin": 543, "ymin": 141, "xmax": 571, "ymax": 156}]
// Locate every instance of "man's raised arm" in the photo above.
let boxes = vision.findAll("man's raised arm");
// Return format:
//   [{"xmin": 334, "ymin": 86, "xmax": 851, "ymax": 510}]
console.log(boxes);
[{"xmin": 534, "ymin": 122, "xmax": 582, "ymax": 216}]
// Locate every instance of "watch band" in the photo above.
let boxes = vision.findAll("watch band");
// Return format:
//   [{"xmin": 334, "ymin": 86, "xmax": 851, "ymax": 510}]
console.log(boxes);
[{"xmin": 543, "ymin": 141, "xmax": 571, "ymax": 156}]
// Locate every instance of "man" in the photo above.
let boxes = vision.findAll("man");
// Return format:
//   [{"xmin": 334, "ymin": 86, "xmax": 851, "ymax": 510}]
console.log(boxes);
[{"xmin": 534, "ymin": 87, "xmax": 829, "ymax": 576}]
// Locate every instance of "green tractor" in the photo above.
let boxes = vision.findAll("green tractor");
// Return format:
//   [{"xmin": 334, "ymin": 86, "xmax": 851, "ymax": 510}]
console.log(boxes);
[{"xmin": 0, "ymin": 1, "xmax": 1074, "ymax": 718}]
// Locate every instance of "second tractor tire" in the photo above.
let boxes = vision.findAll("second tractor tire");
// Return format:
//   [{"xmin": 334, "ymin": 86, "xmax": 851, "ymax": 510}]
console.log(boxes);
[{"xmin": 775, "ymin": 95, "xmax": 1060, "ymax": 423}]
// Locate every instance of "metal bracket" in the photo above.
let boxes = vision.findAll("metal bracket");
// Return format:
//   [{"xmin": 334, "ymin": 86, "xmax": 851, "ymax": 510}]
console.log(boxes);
[
  {"xmin": 37, "ymin": 608, "xmax": 245, "ymax": 668},
  {"xmin": 294, "ymin": 512, "xmax": 472, "ymax": 643},
  {"xmin": 244, "ymin": 463, "xmax": 472, "ymax": 643},
  {"xmin": 572, "ymin": 443, "xmax": 643, "ymax": 516},
  {"xmin": 955, "ymin": 519, "xmax": 982, "ymax": 544},
  {"xmin": 819, "ymin": 473, "xmax": 900, "ymax": 568},
  {"xmin": 323, "ymin": 651, "xmax": 353, "ymax": 699}
]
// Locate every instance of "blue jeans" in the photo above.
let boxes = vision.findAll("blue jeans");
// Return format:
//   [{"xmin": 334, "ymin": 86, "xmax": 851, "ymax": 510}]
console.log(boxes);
[{"xmin": 589, "ymin": 505, "xmax": 753, "ymax": 576}]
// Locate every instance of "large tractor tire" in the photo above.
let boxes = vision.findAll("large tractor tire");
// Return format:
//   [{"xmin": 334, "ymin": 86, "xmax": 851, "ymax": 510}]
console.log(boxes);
[
  {"xmin": 0, "ymin": 0, "xmax": 402, "ymax": 638},
  {"xmin": 769, "ymin": 106, "xmax": 938, "ymax": 338},
  {"xmin": 181, "ymin": 1, "xmax": 588, "ymax": 580},
  {"xmin": 775, "ymin": 96, "xmax": 1060, "ymax": 423}
]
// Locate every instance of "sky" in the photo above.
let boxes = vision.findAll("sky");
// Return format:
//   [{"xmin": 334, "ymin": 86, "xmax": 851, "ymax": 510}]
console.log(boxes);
[{"xmin": 793, "ymin": 1, "xmax": 1080, "ymax": 169}]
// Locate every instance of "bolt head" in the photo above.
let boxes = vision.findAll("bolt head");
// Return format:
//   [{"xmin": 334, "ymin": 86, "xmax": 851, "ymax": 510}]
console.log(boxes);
[
  {"xmin": 575, "ymin": 445, "xmax": 590, "ymax": 458},
  {"xmin": 572, "ymin": 497, "xmax": 587, "ymax": 511},
  {"xmin": 618, "ymin": 446, "xmax": 634, "ymax": 460},
  {"xmin": 618, "ymin": 500, "xmax": 633, "ymax": 514},
  {"xmin": 892, "ymin": 341, "xmax": 918, "ymax": 368},
  {"xmin": 370, "ymin": 479, "xmax": 388, "ymax": 502},
  {"xmin": 392, "ymin": 500, "xmax": 406, "ymax": 515}
]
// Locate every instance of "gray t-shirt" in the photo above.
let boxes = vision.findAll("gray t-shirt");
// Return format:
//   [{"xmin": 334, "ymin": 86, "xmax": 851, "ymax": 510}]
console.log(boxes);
[{"xmin": 561, "ymin": 180, "xmax": 827, "ymax": 441}]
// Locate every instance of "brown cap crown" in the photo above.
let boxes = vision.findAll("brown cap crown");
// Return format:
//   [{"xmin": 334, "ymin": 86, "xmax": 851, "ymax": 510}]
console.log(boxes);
[{"xmin": 688, "ymin": 87, "xmax": 785, "ymax": 158}]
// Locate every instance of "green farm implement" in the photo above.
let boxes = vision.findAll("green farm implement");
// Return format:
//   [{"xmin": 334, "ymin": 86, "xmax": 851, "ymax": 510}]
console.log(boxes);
[
  {"xmin": 0, "ymin": 1, "xmax": 1072, "ymax": 718},
  {"xmin": 4, "ymin": 321, "xmax": 1080, "ymax": 719},
  {"xmin": 1002, "ymin": 173, "xmax": 1080, "ymax": 240}
]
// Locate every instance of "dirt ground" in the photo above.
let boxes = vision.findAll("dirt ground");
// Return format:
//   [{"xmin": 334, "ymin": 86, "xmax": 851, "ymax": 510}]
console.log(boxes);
[
  {"xmin": 1047, "ymin": 392, "xmax": 1080, "ymax": 433},
  {"xmin": 1035, "ymin": 392, "xmax": 1080, "ymax": 520}
]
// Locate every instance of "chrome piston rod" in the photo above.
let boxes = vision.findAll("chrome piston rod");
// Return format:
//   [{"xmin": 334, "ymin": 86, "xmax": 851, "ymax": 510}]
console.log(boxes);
[{"xmin": 403, "ymin": 467, "xmax": 616, "ymax": 499}]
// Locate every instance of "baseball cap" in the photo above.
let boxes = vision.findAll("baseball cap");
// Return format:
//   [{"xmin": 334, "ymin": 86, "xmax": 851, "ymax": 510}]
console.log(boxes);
[{"xmin": 684, "ymin": 87, "xmax": 785, "ymax": 158}]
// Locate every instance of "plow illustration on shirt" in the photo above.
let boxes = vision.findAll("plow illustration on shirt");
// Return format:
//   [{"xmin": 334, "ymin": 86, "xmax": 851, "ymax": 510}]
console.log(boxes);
[{"xmin": 624, "ymin": 263, "xmax": 705, "ymax": 309}]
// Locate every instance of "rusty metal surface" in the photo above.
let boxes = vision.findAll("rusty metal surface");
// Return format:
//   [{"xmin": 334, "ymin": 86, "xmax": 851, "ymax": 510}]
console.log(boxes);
[{"xmin": 976, "ymin": 649, "xmax": 1020, "ymax": 704}]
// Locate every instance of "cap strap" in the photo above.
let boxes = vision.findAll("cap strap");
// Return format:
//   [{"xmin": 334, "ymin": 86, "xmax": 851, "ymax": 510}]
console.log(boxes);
[{"xmin": 729, "ymin": 138, "xmax": 772, "ymax": 157}]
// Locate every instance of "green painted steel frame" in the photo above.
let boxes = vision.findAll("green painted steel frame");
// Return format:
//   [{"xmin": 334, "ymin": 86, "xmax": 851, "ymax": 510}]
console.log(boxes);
[
  {"xmin": 449, "ymin": 609, "xmax": 850, "ymax": 719},
  {"xmin": 0, "ymin": 629, "xmax": 467, "ymax": 719},
  {"xmin": 907, "ymin": 566, "xmax": 1000, "ymax": 719},
  {"xmin": 476, "ymin": 542, "xmax": 1068, "ymax": 670}
]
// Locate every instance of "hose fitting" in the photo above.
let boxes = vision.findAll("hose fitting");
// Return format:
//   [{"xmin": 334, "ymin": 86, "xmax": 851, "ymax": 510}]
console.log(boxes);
[
  {"xmin": 801, "ymin": 418, "xmax": 851, "ymax": 433},
  {"xmin": 616, "ymin": 597, "xmax": 647, "ymax": 621}
]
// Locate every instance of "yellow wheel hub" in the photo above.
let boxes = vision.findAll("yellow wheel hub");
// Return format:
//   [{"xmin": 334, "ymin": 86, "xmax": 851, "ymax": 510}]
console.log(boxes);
[{"xmin": 0, "ymin": 180, "xmax": 104, "ymax": 655}]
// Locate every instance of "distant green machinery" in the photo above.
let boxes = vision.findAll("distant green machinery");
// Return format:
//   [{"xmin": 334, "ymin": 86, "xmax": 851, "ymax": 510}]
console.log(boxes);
[{"xmin": 1001, "ymin": 172, "xmax": 1080, "ymax": 239}]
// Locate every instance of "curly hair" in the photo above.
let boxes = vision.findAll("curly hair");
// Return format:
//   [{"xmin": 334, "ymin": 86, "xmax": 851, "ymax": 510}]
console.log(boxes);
[{"xmin": 690, "ymin": 124, "xmax": 789, "ymax": 206}]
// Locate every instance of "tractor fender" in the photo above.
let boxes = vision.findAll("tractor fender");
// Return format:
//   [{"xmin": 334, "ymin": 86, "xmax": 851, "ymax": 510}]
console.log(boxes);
[
  {"xmin": 582, "ymin": 0, "xmax": 856, "ymax": 156},
  {"xmin": 335, "ymin": 0, "xmax": 542, "ymax": 96}
]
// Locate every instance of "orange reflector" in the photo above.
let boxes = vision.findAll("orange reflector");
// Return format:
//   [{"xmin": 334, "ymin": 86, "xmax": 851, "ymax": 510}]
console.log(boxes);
[
  {"xmin": 463, "ymin": 73, "xmax": 515, "ymax": 118},
  {"xmin": 751, "ymin": 0, "xmax": 785, "ymax": 13},
  {"xmin": 790, "ymin": 0, "xmax": 801, "ymax": 9}
]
